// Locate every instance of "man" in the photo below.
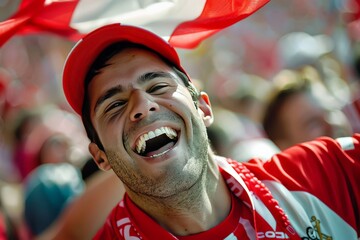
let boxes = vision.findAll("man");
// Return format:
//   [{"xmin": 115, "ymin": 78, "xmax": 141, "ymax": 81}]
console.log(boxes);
[
  {"xmin": 262, "ymin": 68, "xmax": 352, "ymax": 150},
  {"xmin": 62, "ymin": 23, "xmax": 360, "ymax": 239}
]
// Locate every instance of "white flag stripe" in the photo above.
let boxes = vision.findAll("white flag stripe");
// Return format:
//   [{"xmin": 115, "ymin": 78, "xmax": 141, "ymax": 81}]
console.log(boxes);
[
  {"xmin": 70, "ymin": 0, "xmax": 207, "ymax": 37},
  {"xmin": 0, "ymin": 0, "xmax": 269, "ymax": 48}
]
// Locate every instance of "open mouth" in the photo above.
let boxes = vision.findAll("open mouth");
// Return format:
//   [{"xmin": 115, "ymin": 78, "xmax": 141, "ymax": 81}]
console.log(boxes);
[{"xmin": 135, "ymin": 126, "xmax": 178, "ymax": 158}]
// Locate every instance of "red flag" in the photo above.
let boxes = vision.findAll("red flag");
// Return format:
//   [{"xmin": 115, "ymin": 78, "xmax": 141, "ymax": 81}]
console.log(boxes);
[
  {"xmin": 0, "ymin": 0, "xmax": 269, "ymax": 48},
  {"xmin": 345, "ymin": 0, "xmax": 360, "ymax": 41}
]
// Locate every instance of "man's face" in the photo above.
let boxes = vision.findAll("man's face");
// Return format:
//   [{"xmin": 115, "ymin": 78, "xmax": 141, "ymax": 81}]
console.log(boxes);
[
  {"xmin": 88, "ymin": 48, "xmax": 211, "ymax": 197},
  {"xmin": 278, "ymin": 92, "xmax": 332, "ymax": 149}
]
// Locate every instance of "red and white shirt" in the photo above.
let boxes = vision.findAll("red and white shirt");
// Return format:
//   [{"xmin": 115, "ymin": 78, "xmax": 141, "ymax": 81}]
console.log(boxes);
[{"xmin": 94, "ymin": 134, "xmax": 360, "ymax": 239}]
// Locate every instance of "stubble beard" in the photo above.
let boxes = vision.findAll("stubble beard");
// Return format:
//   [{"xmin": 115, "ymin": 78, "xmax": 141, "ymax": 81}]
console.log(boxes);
[{"xmin": 106, "ymin": 118, "xmax": 210, "ymax": 203}]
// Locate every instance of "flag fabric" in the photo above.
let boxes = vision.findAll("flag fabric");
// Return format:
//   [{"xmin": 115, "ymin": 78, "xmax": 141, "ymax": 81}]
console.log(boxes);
[
  {"xmin": 0, "ymin": 0, "xmax": 270, "ymax": 48},
  {"xmin": 345, "ymin": 0, "xmax": 360, "ymax": 41}
]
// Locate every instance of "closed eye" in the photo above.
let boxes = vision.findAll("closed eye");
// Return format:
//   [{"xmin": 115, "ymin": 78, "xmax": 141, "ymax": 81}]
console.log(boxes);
[
  {"xmin": 147, "ymin": 83, "xmax": 169, "ymax": 94},
  {"xmin": 105, "ymin": 100, "xmax": 126, "ymax": 113}
]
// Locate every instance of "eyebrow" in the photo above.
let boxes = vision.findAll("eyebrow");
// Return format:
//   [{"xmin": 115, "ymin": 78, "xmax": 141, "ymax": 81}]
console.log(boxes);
[
  {"xmin": 139, "ymin": 71, "xmax": 174, "ymax": 82},
  {"xmin": 93, "ymin": 71, "xmax": 175, "ymax": 113}
]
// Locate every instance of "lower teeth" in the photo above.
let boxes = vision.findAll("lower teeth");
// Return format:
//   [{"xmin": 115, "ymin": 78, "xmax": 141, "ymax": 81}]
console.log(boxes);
[{"xmin": 150, "ymin": 149, "xmax": 171, "ymax": 158}]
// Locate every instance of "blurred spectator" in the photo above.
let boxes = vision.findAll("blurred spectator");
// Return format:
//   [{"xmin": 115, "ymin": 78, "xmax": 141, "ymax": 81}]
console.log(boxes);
[
  {"xmin": 262, "ymin": 68, "xmax": 352, "ymax": 150},
  {"xmin": 1, "ymin": 104, "xmax": 89, "ymax": 238},
  {"xmin": 0, "ymin": 67, "xmax": 22, "ymax": 183},
  {"xmin": 11, "ymin": 108, "xmax": 44, "ymax": 181},
  {"xmin": 207, "ymin": 72, "xmax": 280, "ymax": 161},
  {"xmin": 0, "ymin": 180, "xmax": 19, "ymax": 240},
  {"xmin": 35, "ymin": 171, "xmax": 124, "ymax": 240},
  {"xmin": 23, "ymin": 163, "xmax": 85, "ymax": 237},
  {"xmin": 0, "ymin": 205, "xmax": 18, "ymax": 240},
  {"xmin": 276, "ymin": 31, "xmax": 352, "ymax": 108},
  {"xmin": 5, "ymin": 105, "xmax": 90, "ymax": 237},
  {"xmin": 341, "ymin": 92, "xmax": 360, "ymax": 134},
  {"xmin": 10, "ymin": 105, "xmax": 89, "ymax": 181},
  {"xmin": 341, "ymin": 41, "xmax": 360, "ymax": 133},
  {"xmin": 277, "ymin": 32, "xmax": 334, "ymax": 71},
  {"xmin": 208, "ymin": 106, "xmax": 280, "ymax": 161}
]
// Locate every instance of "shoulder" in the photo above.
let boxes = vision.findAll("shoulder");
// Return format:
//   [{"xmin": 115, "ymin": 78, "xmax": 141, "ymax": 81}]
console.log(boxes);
[
  {"xmin": 241, "ymin": 134, "xmax": 360, "ymax": 170},
  {"xmin": 238, "ymin": 134, "xmax": 360, "ymax": 194}
]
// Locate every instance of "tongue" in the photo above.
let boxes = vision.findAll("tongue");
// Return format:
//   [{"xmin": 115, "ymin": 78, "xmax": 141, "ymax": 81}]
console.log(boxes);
[{"xmin": 146, "ymin": 142, "xmax": 175, "ymax": 157}]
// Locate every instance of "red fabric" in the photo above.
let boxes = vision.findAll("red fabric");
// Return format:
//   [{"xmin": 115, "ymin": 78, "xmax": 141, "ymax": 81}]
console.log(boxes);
[
  {"xmin": 344, "ymin": 0, "xmax": 360, "ymax": 22},
  {"xmin": 125, "ymin": 184, "xmax": 254, "ymax": 240},
  {"xmin": 169, "ymin": 0, "xmax": 269, "ymax": 48},
  {"xmin": 93, "ymin": 177, "xmax": 253, "ymax": 240},
  {"xmin": 345, "ymin": 0, "xmax": 360, "ymax": 40},
  {"xmin": 245, "ymin": 134, "xmax": 360, "ymax": 233},
  {"xmin": 0, "ymin": 0, "xmax": 43, "ymax": 46},
  {"xmin": 0, "ymin": 211, "xmax": 7, "ymax": 240},
  {"xmin": 93, "ymin": 160, "xmax": 303, "ymax": 239},
  {"xmin": 93, "ymin": 135, "xmax": 360, "ymax": 239},
  {"xmin": 0, "ymin": 0, "xmax": 269, "ymax": 48},
  {"xmin": 0, "ymin": 0, "xmax": 81, "ymax": 46}
]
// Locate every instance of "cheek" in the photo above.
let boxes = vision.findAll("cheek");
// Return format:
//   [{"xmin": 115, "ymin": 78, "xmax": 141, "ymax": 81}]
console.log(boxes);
[
  {"xmin": 171, "ymin": 93, "xmax": 199, "ymax": 118},
  {"xmin": 173, "ymin": 88, "xmax": 195, "ymax": 104},
  {"xmin": 95, "ymin": 119, "xmax": 125, "ymax": 148}
]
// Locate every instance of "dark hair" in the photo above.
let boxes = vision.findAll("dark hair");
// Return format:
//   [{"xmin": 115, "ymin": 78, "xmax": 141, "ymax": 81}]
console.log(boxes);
[
  {"xmin": 262, "ymin": 81, "xmax": 309, "ymax": 142},
  {"xmin": 81, "ymin": 42, "xmax": 199, "ymax": 150}
]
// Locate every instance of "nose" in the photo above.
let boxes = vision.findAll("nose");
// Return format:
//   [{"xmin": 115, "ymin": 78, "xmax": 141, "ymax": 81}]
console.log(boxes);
[{"xmin": 128, "ymin": 90, "xmax": 159, "ymax": 121}]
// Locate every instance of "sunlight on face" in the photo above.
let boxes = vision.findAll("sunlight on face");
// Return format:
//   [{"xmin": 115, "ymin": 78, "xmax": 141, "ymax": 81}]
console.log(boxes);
[{"xmin": 88, "ymin": 48, "xmax": 210, "ymax": 197}]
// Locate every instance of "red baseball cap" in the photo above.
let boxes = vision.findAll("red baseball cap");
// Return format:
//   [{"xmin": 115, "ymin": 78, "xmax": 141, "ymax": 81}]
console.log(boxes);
[{"xmin": 63, "ymin": 23, "xmax": 187, "ymax": 115}]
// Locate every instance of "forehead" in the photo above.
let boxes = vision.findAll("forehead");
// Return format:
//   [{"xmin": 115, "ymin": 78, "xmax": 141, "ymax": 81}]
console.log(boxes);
[
  {"xmin": 87, "ymin": 48, "xmax": 177, "ymax": 105},
  {"xmin": 102, "ymin": 48, "xmax": 172, "ymax": 80},
  {"xmin": 280, "ymin": 93, "xmax": 325, "ymax": 121}
]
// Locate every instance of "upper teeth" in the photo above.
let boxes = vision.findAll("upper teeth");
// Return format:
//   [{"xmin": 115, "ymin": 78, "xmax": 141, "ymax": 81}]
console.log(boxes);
[{"xmin": 136, "ymin": 127, "xmax": 177, "ymax": 154}]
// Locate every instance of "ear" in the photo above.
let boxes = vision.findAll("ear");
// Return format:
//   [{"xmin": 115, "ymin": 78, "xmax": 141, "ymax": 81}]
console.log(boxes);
[
  {"xmin": 88, "ymin": 142, "xmax": 111, "ymax": 171},
  {"xmin": 198, "ymin": 91, "xmax": 214, "ymax": 127}
]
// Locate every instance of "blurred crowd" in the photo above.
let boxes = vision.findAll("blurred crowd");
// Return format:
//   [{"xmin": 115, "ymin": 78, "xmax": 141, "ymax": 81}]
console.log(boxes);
[{"xmin": 1, "ymin": 0, "xmax": 360, "ymax": 239}]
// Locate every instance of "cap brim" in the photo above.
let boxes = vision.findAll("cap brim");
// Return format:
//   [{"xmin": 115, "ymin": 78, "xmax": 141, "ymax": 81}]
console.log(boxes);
[{"xmin": 63, "ymin": 23, "xmax": 184, "ymax": 115}]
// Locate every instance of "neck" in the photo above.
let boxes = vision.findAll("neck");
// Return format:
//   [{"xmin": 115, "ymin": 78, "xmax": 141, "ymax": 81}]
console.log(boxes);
[{"xmin": 127, "ymin": 155, "xmax": 232, "ymax": 236}]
